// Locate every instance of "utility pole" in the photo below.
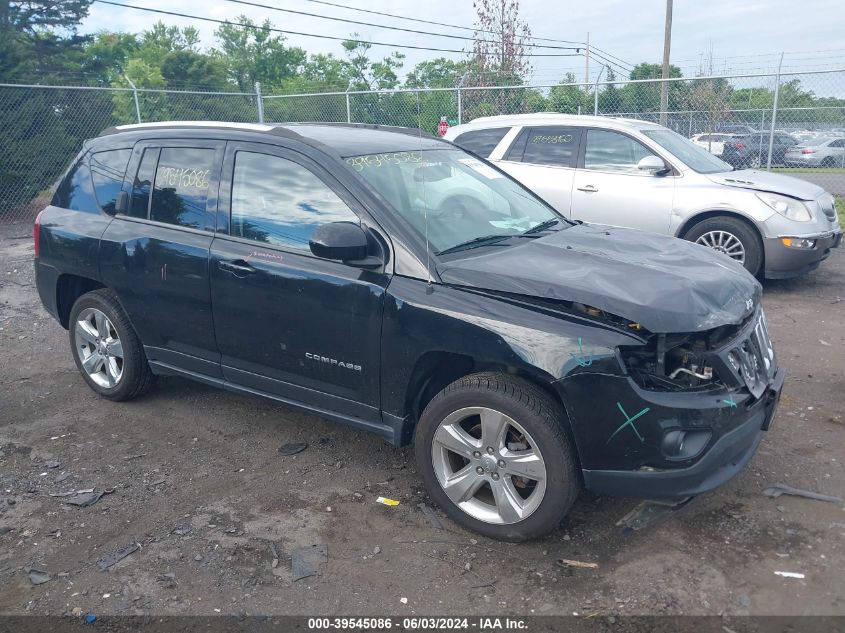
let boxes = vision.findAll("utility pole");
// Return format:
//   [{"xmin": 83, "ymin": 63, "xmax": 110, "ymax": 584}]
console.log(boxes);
[
  {"xmin": 584, "ymin": 32, "xmax": 590, "ymax": 94},
  {"xmin": 659, "ymin": 0, "xmax": 673, "ymax": 126}
]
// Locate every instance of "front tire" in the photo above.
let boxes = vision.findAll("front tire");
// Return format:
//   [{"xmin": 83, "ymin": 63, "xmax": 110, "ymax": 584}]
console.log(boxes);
[
  {"xmin": 68, "ymin": 289, "xmax": 154, "ymax": 401},
  {"xmin": 684, "ymin": 216, "xmax": 763, "ymax": 277},
  {"xmin": 415, "ymin": 373, "xmax": 580, "ymax": 542}
]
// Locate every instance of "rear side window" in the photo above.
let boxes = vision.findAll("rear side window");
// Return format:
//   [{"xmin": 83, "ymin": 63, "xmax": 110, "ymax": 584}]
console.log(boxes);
[
  {"xmin": 150, "ymin": 147, "xmax": 216, "ymax": 230},
  {"xmin": 52, "ymin": 157, "xmax": 98, "ymax": 213},
  {"xmin": 510, "ymin": 127, "xmax": 581, "ymax": 167},
  {"xmin": 452, "ymin": 128, "xmax": 510, "ymax": 158},
  {"xmin": 90, "ymin": 149, "xmax": 131, "ymax": 213},
  {"xmin": 230, "ymin": 151, "xmax": 359, "ymax": 251}
]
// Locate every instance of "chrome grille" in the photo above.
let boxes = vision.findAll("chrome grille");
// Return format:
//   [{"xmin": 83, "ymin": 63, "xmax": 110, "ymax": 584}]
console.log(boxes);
[{"xmin": 727, "ymin": 310, "xmax": 776, "ymax": 399}]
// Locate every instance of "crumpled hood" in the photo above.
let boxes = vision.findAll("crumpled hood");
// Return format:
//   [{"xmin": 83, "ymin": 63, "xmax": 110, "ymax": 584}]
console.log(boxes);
[
  {"xmin": 706, "ymin": 169, "xmax": 825, "ymax": 201},
  {"xmin": 437, "ymin": 223, "xmax": 762, "ymax": 333}
]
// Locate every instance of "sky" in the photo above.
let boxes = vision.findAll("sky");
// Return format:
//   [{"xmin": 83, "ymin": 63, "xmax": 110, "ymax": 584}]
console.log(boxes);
[{"xmin": 81, "ymin": 0, "xmax": 845, "ymax": 87}]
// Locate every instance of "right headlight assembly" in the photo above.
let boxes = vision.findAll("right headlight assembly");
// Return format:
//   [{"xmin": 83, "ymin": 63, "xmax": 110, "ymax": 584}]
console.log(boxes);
[{"xmin": 755, "ymin": 192, "xmax": 812, "ymax": 222}]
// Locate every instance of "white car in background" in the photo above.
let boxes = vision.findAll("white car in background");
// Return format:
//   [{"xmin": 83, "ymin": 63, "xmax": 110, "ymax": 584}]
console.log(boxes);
[
  {"xmin": 690, "ymin": 133, "xmax": 735, "ymax": 156},
  {"xmin": 444, "ymin": 113, "xmax": 841, "ymax": 279}
]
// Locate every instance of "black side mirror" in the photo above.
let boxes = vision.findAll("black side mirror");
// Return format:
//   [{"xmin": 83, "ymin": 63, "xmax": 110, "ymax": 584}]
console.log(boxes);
[
  {"xmin": 113, "ymin": 191, "xmax": 129, "ymax": 215},
  {"xmin": 309, "ymin": 222, "xmax": 382, "ymax": 269}
]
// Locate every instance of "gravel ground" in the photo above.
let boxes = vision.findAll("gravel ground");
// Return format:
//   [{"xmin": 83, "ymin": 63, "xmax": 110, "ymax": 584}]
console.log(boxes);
[{"xmin": 1, "ymin": 222, "xmax": 843, "ymax": 617}]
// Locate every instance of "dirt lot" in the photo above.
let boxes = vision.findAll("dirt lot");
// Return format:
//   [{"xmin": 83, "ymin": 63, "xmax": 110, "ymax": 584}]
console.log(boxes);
[{"xmin": 1, "ymin": 222, "xmax": 843, "ymax": 618}]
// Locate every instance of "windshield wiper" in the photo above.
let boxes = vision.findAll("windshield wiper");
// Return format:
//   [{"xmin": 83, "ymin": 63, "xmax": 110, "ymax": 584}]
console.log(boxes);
[
  {"xmin": 437, "ymin": 234, "xmax": 513, "ymax": 255},
  {"xmin": 522, "ymin": 218, "xmax": 561, "ymax": 235}
]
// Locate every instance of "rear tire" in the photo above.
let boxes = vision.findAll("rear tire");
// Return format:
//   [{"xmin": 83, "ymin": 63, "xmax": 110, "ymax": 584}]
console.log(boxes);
[
  {"xmin": 415, "ymin": 373, "xmax": 580, "ymax": 542},
  {"xmin": 821, "ymin": 157, "xmax": 836, "ymax": 168},
  {"xmin": 684, "ymin": 216, "xmax": 763, "ymax": 277},
  {"xmin": 68, "ymin": 289, "xmax": 154, "ymax": 401}
]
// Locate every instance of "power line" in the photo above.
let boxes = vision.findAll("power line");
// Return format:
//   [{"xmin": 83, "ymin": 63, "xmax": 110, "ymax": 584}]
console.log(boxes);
[
  {"xmin": 299, "ymin": 0, "xmax": 580, "ymax": 43},
  {"xmin": 296, "ymin": 0, "xmax": 634, "ymax": 71},
  {"xmin": 225, "ymin": 0, "xmax": 586, "ymax": 52},
  {"xmin": 92, "ymin": 0, "xmax": 582, "ymax": 57}
]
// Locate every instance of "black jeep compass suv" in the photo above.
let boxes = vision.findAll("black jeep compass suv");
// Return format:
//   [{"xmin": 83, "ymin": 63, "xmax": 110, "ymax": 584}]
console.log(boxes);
[{"xmin": 34, "ymin": 121, "xmax": 784, "ymax": 541}]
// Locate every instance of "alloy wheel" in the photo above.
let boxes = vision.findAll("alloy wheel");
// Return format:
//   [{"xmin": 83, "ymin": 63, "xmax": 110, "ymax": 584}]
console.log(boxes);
[
  {"xmin": 695, "ymin": 230, "xmax": 746, "ymax": 264},
  {"xmin": 430, "ymin": 406, "xmax": 547, "ymax": 525},
  {"xmin": 74, "ymin": 307, "xmax": 124, "ymax": 388}
]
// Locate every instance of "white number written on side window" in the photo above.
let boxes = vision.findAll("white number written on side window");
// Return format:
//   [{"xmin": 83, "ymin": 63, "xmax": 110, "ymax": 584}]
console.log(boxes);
[{"xmin": 157, "ymin": 166, "xmax": 210, "ymax": 190}]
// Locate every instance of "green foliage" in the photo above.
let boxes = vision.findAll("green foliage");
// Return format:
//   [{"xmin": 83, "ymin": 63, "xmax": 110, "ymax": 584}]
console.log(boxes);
[
  {"xmin": 405, "ymin": 58, "xmax": 467, "ymax": 89},
  {"xmin": 81, "ymin": 31, "xmax": 139, "ymax": 85},
  {"xmin": 548, "ymin": 73, "xmax": 589, "ymax": 114},
  {"xmin": 212, "ymin": 15, "xmax": 306, "ymax": 92},
  {"xmin": 614, "ymin": 62, "xmax": 685, "ymax": 114},
  {"xmin": 136, "ymin": 22, "xmax": 199, "ymax": 68},
  {"xmin": 342, "ymin": 37, "xmax": 404, "ymax": 91}
]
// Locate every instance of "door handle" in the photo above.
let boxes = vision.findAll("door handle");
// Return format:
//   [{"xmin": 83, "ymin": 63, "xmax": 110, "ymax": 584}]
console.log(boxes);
[
  {"xmin": 218, "ymin": 259, "xmax": 257, "ymax": 275},
  {"xmin": 577, "ymin": 185, "xmax": 598, "ymax": 193}
]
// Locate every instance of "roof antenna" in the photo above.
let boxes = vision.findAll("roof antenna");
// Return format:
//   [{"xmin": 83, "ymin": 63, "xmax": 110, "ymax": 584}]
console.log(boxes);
[{"xmin": 416, "ymin": 92, "xmax": 434, "ymax": 293}]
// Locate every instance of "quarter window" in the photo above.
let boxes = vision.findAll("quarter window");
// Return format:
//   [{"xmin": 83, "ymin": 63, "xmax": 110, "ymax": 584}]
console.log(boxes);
[
  {"xmin": 150, "ymin": 147, "xmax": 216, "ymax": 230},
  {"xmin": 514, "ymin": 127, "xmax": 580, "ymax": 167},
  {"xmin": 452, "ymin": 128, "xmax": 510, "ymax": 158},
  {"xmin": 90, "ymin": 149, "xmax": 131, "ymax": 213},
  {"xmin": 230, "ymin": 152, "xmax": 360, "ymax": 251},
  {"xmin": 52, "ymin": 157, "xmax": 98, "ymax": 213},
  {"xmin": 584, "ymin": 130, "xmax": 654, "ymax": 173}
]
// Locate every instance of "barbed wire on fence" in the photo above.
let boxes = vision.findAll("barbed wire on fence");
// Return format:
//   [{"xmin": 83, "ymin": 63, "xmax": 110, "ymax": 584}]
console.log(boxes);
[{"xmin": 2, "ymin": 68, "xmax": 845, "ymax": 223}]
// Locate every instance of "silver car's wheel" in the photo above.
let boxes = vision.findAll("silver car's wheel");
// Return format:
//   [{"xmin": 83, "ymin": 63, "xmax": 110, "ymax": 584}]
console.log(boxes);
[
  {"xmin": 695, "ymin": 230, "xmax": 746, "ymax": 264},
  {"xmin": 749, "ymin": 154, "xmax": 762, "ymax": 168},
  {"xmin": 430, "ymin": 406, "xmax": 547, "ymax": 525},
  {"xmin": 74, "ymin": 307, "xmax": 124, "ymax": 388}
]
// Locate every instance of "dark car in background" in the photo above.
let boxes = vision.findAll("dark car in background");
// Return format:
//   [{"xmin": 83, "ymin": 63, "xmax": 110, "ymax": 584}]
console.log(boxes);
[
  {"xmin": 35, "ymin": 121, "xmax": 783, "ymax": 541},
  {"xmin": 722, "ymin": 131, "xmax": 798, "ymax": 168}
]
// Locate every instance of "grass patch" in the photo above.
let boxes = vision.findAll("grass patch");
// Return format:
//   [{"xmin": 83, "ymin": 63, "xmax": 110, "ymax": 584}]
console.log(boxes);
[
  {"xmin": 835, "ymin": 196, "xmax": 845, "ymax": 225},
  {"xmin": 773, "ymin": 167, "xmax": 845, "ymax": 174}
]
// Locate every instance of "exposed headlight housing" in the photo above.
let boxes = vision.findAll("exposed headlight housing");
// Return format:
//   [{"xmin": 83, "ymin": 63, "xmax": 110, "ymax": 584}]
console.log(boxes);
[{"xmin": 756, "ymin": 192, "xmax": 812, "ymax": 222}]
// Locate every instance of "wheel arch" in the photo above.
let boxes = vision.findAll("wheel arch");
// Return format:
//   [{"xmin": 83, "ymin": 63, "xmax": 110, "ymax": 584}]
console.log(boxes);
[
  {"xmin": 402, "ymin": 352, "xmax": 579, "ymax": 460},
  {"xmin": 56, "ymin": 274, "xmax": 105, "ymax": 329},
  {"xmin": 676, "ymin": 209, "xmax": 762, "ymax": 242}
]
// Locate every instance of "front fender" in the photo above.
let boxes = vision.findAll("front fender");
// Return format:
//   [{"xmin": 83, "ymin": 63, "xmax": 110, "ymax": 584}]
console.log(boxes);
[{"xmin": 380, "ymin": 276, "xmax": 642, "ymax": 420}]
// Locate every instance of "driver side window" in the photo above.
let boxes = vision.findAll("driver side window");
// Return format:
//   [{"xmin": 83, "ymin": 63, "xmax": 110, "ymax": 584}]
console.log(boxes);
[
  {"xmin": 230, "ymin": 151, "xmax": 360, "ymax": 251},
  {"xmin": 584, "ymin": 129, "xmax": 655, "ymax": 173}
]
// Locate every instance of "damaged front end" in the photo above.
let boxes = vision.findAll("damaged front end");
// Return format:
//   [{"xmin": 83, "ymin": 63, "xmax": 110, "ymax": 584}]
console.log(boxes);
[
  {"xmin": 556, "ymin": 305, "xmax": 784, "ymax": 499},
  {"xmin": 618, "ymin": 309, "xmax": 777, "ymax": 398}
]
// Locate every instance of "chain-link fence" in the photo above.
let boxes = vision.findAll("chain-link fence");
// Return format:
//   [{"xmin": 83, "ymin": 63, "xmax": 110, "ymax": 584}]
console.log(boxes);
[{"xmin": 2, "ymin": 68, "xmax": 844, "ymax": 223}]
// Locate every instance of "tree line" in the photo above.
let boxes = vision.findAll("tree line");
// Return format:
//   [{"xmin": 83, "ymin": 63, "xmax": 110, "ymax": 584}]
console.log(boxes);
[{"xmin": 1, "ymin": 0, "xmax": 843, "ymax": 216}]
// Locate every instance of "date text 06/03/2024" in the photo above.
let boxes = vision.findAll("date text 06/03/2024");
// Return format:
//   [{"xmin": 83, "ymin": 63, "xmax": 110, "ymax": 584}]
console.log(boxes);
[{"xmin": 306, "ymin": 617, "xmax": 528, "ymax": 630}]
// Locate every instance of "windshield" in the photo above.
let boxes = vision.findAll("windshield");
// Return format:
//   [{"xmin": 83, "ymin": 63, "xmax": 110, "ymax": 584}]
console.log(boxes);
[
  {"xmin": 642, "ymin": 128, "xmax": 734, "ymax": 174},
  {"xmin": 347, "ymin": 148, "xmax": 565, "ymax": 254}
]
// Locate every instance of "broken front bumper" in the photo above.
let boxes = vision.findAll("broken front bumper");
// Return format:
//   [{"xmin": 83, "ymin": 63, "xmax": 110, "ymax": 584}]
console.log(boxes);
[
  {"xmin": 557, "ymin": 308, "xmax": 784, "ymax": 500},
  {"xmin": 580, "ymin": 367, "xmax": 784, "ymax": 499}
]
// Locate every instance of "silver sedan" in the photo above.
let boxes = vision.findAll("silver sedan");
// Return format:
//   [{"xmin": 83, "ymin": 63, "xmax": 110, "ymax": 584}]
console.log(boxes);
[{"xmin": 784, "ymin": 137, "xmax": 845, "ymax": 167}]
